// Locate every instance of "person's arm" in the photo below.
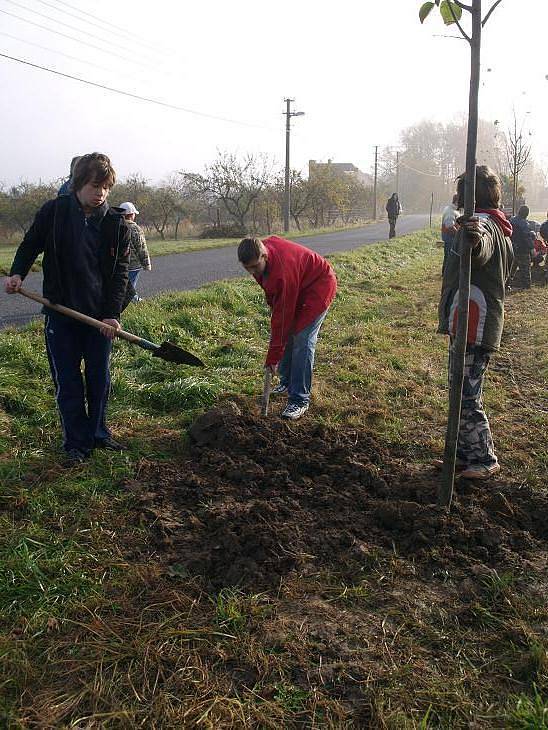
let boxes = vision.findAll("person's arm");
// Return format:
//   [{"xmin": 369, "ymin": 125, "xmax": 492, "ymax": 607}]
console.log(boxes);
[
  {"xmin": 265, "ymin": 276, "xmax": 299, "ymax": 367},
  {"xmin": 101, "ymin": 222, "xmax": 130, "ymax": 323},
  {"xmin": 8, "ymin": 201, "xmax": 52, "ymax": 281},
  {"xmin": 137, "ymin": 229, "xmax": 151, "ymax": 270}
]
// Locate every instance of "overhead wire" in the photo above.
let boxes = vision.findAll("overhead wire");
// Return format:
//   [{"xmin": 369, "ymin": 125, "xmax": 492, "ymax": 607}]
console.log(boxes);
[
  {"xmin": 1, "ymin": 0, "xmax": 165, "ymax": 70},
  {"xmin": 0, "ymin": 30, "xmax": 135, "ymax": 76},
  {"xmin": 41, "ymin": 0, "xmax": 172, "ymax": 55},
  {"xmin": 0, "ymin": 7, "xmax": 156, "ymax": 70},
  {"xmin": 0, "ymin": 51, "xmax": 278, "ymax": 130}
]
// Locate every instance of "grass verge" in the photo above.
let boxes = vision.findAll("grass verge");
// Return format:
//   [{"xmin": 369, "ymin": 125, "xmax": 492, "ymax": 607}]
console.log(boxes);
[{"xmin": 0, "ymin": 228, "xmax": 546, "ymax": 728}]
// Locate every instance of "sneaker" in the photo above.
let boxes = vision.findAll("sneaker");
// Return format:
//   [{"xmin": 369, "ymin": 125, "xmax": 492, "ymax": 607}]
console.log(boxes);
[
  {"xmin": 460, "ymin": 462, "xmax": 501, "ymax": 480},
  {"xmin": 281, "ymin": 403, "xmax": 309, "ymax": 420},
  {"xmin": 271, "ymin": 383, "xmax": 288, "ymax": 395},
  {"xmin": 63, "ymin": 448, "xmax": 88, "ymax": 466},
  {"xmin": 94, "ymin": 437, "xmax": 126, "ymax": 451}
]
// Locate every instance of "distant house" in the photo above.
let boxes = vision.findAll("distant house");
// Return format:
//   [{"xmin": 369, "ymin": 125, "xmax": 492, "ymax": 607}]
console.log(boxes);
[{"xmin": 309, "ymin": 159, "xmax": 372, "ymax": 186}]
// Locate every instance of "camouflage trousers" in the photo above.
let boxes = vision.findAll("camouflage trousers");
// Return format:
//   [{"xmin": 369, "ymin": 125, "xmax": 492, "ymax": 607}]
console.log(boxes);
[{"xmin": 448, "ymin": 342, "xmax": 497, "ymax": 467}]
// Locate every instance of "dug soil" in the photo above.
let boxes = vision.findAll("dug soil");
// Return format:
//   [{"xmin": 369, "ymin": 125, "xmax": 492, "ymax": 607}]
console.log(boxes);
[{"xmin": 125, "ymin": 404, "xmax": 548, "ymax": 593}]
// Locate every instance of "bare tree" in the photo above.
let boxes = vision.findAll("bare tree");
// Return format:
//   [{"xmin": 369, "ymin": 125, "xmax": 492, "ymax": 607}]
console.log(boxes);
[
  {"xmin": 183, "ymin": 152, "xmax": 273, "ymax": 231},
  {"xmin": 505, "ymin": 111, "xmax": 532, "ymax": 215}
]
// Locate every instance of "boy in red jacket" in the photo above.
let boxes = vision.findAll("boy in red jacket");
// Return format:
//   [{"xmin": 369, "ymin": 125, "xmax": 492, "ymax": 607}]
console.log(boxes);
[{"xmin": 238, "ymin": 236, "xmax": 337, "ymax": 420}]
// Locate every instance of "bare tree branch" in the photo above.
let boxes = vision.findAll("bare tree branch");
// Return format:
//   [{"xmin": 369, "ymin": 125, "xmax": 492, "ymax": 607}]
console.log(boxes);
[
  {"xmin": 453, "ymin": 0, "xmax": 472, "ymax": 9},
  {"xmin": 482, "ymin": 0, "xmax": 503, "ymax": 26},
  {"xmin": 448, "ymin": 1, "xmax": 471, "ymax": 44}
]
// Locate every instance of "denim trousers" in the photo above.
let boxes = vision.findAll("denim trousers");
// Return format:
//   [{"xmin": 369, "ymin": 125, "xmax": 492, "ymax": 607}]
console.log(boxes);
[
  {"xmin": 441, "ymin": 232, "xmax": 455, "ymax": 273},
  {"xmin": 448, "ymin": 340, "xmax": 497, "ymax": 467},
  {"xmin": 45, "ymin": 312, "xmax": 112, "ymax": 453},
  {"xmin": 128, "ymin": 268, "xmax": 141, "ymax": 298},
  {"xmin": 278, "ymin": 310, "xmax": 329, "ymax": 406}
]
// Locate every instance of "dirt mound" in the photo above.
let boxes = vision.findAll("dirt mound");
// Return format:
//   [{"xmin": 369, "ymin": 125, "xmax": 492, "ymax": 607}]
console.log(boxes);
[{"xmin": 125, "ymin": 410, "xmax": 548, "ymax": 591}]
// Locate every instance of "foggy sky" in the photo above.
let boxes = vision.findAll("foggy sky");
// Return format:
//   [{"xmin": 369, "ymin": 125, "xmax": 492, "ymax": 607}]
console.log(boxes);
[{"xmin": 0, "ymin": 0, "xmax": 545, "ymax": 186}]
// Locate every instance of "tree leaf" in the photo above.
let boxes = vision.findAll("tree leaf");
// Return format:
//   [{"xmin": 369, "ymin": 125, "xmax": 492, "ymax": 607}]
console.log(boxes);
[
  {"xmin": 419, "ymin": 1, "xmax": 435, "ymax": 23},
  {"xmin": 439, "ymin": 0, "xmax": 463, "ymax": 25}
]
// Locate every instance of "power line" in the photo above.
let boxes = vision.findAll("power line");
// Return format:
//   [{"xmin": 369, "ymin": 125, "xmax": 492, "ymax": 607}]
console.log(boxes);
[
  {"xmin": 0, "ymin": 51, "xmax": 276, "ymax": 130},
  {"xmin": 0, "ymin": 30, "xmax": 134, "ymax": 76},
  {"xmin": 399, "ymin": 161, "xmax": 444, "ymax": 178},
  {"xmin": 1, "ymin": 0, "xmax": 157, "ymax": 70},
  {"xmin": 42, "ymin": 0, "xmax": 172, "ymax": 55}
]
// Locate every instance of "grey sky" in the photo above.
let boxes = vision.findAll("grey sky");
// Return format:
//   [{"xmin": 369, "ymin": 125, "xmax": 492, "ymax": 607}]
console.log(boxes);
[{"xmin": 0, "ymin": 0, "xmax": 545, "ymax": 186}]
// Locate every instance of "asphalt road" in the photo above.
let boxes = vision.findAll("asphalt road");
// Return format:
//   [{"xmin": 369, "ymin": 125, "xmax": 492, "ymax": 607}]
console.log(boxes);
[{"xmin": 1, "ymin": 214, "xmax": 429, "ymax": 329}]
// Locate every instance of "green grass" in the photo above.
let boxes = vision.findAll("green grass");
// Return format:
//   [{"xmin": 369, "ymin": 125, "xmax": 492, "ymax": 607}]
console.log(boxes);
[{"xmin": 0, "ymin": 227, "xmax": 546, "ymax": 727}]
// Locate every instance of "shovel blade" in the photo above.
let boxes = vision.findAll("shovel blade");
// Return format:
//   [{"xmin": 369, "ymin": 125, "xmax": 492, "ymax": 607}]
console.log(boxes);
[{"xmin": 153, "ymin": 341, "xmax": 204, "ymax": 367}]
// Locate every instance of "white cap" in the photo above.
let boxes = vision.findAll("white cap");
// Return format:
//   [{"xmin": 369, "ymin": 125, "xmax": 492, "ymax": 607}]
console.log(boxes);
[{"xmin": 119, "ymin": 201, "xmax": 139, "ymax": 215}]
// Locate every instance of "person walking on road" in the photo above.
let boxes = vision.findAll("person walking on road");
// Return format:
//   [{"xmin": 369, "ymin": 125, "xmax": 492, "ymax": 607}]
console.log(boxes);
[
  {"xmin": 238, "ymin": 235, "xmax": 337, "ymax": 420},
  {"xmin": 4, "ymin": 153, "xmax": 132, "ymax": 465},
  {"xmin": 386, "ymin": 193, "xmax": 402, "ymax": 239},
  {"xmin": 117, "ymin": 201, "xmax": 151, "ymax": 302},
  {"xmin": 438, "ymin": 166, "xmax": 514, "ymax": 480},
  {"xmin": 510, "ymin": 205, "xmax": 535, "ymax": 290}
]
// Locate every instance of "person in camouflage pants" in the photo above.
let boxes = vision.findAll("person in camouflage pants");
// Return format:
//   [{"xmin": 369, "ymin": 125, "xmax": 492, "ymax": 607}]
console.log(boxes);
[
  {"xmin": 438, "ymin": 166, "xmax": 514, "ymax": 480},
  {"xmin": 449, "ymin": 342, "xmax": 496, "ymax": 468}
]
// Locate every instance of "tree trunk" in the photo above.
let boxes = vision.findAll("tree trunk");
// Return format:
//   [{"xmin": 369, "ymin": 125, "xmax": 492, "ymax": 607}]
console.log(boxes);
[{"xmin": 439, "ymin": 0, "xmax": 482, "ymax": 509}]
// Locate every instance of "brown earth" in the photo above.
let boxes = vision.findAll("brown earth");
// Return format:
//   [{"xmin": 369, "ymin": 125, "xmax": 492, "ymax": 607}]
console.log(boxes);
[{"xmin": 124, "ymin": 404, "xmax": 548, "ymax": 594}]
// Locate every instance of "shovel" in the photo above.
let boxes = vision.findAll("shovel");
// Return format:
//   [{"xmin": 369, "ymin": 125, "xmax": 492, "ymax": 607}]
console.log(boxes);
[
  {"xmin": 261, "ymin": 368, "xmax": 272, "ymax": 416},
  {"xmin": 17, "ymin": 288, "xmax": 204, "ymax": 366}
]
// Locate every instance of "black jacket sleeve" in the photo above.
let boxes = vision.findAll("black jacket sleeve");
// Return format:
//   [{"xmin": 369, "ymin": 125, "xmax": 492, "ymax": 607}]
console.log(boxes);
[
  {"xmin": 101, "ymin": 218, "xmax": 131, "ymax": 320},
  {"xmin": 9, "ymin": 200, "xmax": 55, "ymax": 278}
]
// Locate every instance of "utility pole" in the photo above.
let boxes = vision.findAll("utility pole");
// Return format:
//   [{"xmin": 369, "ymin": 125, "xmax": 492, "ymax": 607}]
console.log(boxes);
[
  {"xmin": 373, "ymin": 145, "xmax": 378, "ymax": 220},
  {"xmin": 395, "ymin": 150, "xmax": 400, "ymax": 195},
  {"xmin": 283, "ymin": 98, "xmax": 305, "ymax": 233}
]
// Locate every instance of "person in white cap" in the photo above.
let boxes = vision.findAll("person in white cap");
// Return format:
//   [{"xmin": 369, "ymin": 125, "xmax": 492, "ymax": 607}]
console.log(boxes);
[{"xmin": 118, "ymin": 202, "xmax": 151, "ymax": 301}]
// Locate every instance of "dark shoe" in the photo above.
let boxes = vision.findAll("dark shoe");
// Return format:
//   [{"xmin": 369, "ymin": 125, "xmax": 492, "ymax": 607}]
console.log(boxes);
[
  {"xmin": 63, "ymin": 448, "xmax": 89, "ymax": 466},
  {"xmin": 94, "ymin": 437, "xmax": 126, "ymax": 451},
  {"xmin": 271, "ymin": 383, "xmax": 288, "ymax": 395}
]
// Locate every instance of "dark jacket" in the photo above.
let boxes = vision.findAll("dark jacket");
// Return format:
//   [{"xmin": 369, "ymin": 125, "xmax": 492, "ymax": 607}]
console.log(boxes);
[
  {"xmin": 509, "ymin": 215, "xmax": 535, "ymax": 254},
  {"xmin": 438, "ymin": 214, "xmax": 514, "ymax": 352},
  {"xmin": 386, "ymin": 196, "xmax": 401, "ymax": 219},
  {"xmin": 10, "ymin": 195, "xmax": 133, "ymax": 319}
]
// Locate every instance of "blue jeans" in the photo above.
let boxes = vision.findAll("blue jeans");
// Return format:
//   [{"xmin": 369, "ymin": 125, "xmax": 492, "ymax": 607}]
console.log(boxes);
[
  {"xmin": 128, "ymin": 269, "xmax": 141, "ymax": 299},
  {"xmin": 278, "ymin": 310, "xmax": 329, "ymax": 406},
  {"xmin": 441, "ymin": 232, "xmax": 455, "ymax": 273},
  {"xmin": 45, "ymin": 312, "xmax": 112, "ymax": 454}
]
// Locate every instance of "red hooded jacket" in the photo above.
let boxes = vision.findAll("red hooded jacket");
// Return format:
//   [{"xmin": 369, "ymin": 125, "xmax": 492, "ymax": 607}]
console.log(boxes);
[{"xmin": 255, "ymin": 236, "xmax": 337, "ymax": 366}]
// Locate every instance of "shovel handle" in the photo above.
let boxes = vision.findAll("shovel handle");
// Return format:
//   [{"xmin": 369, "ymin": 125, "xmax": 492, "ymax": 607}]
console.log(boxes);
[
  {"xmin": 261, "ymin": 368, "xmax": 272, "ymax": 416},
  {"xmin": 17, "ymin": 287, "xmax": 144, "ymax": 345}
]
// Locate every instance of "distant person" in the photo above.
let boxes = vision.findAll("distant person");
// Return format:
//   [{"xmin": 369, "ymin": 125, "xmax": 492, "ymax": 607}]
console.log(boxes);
[
  {"xmin": 117, "ymin": 201, "xmax": 151, "ymax": 302},
  {"xmin": 237, "ymin": 235, "xmax": 337, "ymax": 420},
  {"xmin": 4, "ymin": 153, "xmax": 132, "ymax": 465},
  {"xmin": 441, "ymin": 194, "xmax": 459, "ymax": 273},
  {"xmin": 438, "ymin": 165, "xmax": 514, "ymax": 480},
  {"xmin": 57, "ymin": 155, "xmax": 82, "ymax": 196},
  {"xmin": 539, "ymin": 212, "xmax": 548, "ymax": 251},
  {"xmin": 386, "ymin": 193, "xmax": 401, "ymax": 239},
  {"xmin": 509, "ymin": 205, "xmax": 535, "ymax": 289}
]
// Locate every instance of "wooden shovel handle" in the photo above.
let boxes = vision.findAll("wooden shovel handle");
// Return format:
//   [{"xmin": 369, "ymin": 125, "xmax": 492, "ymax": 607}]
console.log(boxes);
[
  {"xmin": 17, "ymin": 287, "xmax": 143, "ymax": 345},
  {"xmin": 261, "ymin": 368, "xmax": 272, "ymax": 416}
]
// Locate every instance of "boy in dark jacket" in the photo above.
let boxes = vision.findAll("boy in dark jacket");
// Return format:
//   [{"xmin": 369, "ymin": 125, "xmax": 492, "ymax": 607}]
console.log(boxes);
[
  {"xmin": 509, "ymin": 205, "xmax": 535, "ymax": 289},
  {"xmin": 238, "ymin": 236, "xmax": 337, "ymax": 420},
  {"xmin": 4, "ymin": 153, "xmax": 132, "ymax": 464},
  {"xmin": 438, "ymin": 166, "xmax": 514, "ymax": 480}
]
